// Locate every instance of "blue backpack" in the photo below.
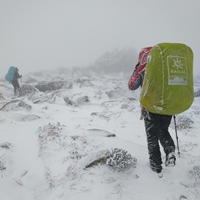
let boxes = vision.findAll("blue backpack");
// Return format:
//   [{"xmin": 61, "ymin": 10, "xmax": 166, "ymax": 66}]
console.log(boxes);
[{"xmin": 5, "ymin": 66, "xmax": 16, "ymax": 83}]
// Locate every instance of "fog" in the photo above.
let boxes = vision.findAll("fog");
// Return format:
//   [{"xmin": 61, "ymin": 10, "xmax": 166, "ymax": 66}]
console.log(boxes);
[{"xmin": 1, "ymin": 0, "xmax": 200, "ymax": 77}]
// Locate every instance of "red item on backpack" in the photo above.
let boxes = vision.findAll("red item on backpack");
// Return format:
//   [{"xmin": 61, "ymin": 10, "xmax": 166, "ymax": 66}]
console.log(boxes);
[
  {"xmin": 128, "ymin": 47, "xmax": 152, "ymax": 90},
  {"xmin": 138, "ymin": 46, "xmax": 152, "ymax": 65}
]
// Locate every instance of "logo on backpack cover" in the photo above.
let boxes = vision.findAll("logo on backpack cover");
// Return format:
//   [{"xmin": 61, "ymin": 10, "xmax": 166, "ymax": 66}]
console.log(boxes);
[{"xmin": 167, "ymin": 56, "xmax": 187, "ymax": 85}]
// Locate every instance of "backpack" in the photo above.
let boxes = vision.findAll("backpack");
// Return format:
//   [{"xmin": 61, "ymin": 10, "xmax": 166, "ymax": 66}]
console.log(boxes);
[
  {"xmin": 140, "ymin": 43, "xmax": 194, "ymax": 115},
  {"xmin": 5, "ymin": 66, "xmax": 16, "ymax": 83}
]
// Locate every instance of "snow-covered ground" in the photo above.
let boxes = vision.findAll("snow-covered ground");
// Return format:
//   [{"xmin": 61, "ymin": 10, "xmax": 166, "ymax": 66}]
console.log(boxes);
[{"xmin": 0, "ymin": 70, "xmax": 200, "ymax": 200}]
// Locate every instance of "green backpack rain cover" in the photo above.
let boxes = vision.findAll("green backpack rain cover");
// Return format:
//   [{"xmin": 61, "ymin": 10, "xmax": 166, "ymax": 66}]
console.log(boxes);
[{"xmin": 140, "ymin": 43, "xmax": 194, "ymax": 115}]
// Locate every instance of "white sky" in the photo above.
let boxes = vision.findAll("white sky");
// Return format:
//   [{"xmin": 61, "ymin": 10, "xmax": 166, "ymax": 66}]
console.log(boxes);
[{"xmin": 0, "ymin": 0, "xmax": 200, "ymax": 76}]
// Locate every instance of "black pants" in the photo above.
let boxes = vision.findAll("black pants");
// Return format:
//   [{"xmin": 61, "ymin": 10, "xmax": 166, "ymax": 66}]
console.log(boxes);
[
  {"xmin": 12, "ymin": 80, "xmax": 20, "ymax": 95},
  {"xmin": 144, "ymin": 111, "xmax": 175, "ymax": 166}
]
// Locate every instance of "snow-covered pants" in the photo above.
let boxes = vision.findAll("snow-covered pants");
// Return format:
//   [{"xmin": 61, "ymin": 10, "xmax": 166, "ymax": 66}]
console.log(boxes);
[{"xmin": 143, "ymin": 111, "xmax": 175, "ymax": 167}]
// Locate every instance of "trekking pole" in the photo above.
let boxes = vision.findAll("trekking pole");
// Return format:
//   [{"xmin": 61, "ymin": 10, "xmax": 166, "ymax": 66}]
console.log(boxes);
[{"xmin": 173, "ymin": 115, "xmax": 180, "ymax": 157}]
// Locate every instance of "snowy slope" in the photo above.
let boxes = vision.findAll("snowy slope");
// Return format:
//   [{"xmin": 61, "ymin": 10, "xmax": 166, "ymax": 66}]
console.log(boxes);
[{"xmin": 0, "ymin": 70, "xmax": 200, "ymax": 200}]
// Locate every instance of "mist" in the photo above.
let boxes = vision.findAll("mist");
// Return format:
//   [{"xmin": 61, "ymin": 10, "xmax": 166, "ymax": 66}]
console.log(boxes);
[{"xmin": 1, "ymin": 0, "xmax": 200, "ymax": 77}]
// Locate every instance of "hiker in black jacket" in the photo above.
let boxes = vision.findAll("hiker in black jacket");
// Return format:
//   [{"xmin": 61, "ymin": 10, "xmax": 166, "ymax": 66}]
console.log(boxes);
[
  {"xmin": 128, "ymin": 47, "xmax": 176, "ymax": 177},
  {"xmin": 12, "ymin": 68, "xmax": 22, "ymax": 95}
]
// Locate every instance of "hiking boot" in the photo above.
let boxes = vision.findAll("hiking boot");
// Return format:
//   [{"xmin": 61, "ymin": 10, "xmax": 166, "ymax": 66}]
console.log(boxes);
[
  {"xmin": 150, "ymin": 163, "xmax": 162, "ymax": 173},
  {"xmin": 165, "ymin": 152, "xmax": 176, "ymax": 167}
]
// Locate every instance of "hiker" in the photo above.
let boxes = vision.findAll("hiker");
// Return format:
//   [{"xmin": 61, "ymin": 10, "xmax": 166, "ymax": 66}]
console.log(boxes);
[
  {"xmin": 12, "ymin": 67, "xmax": 22, "ymax": 96},
  {"xmin": 128, "ymin": 47, "xmax": 176, "ymax": 176}
]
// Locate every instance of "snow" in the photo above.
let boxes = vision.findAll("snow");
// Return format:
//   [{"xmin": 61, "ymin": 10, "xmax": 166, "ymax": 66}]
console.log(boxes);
[{"xmin": 0, "ymin": 70, "xmax": 200, "ymax": 200}]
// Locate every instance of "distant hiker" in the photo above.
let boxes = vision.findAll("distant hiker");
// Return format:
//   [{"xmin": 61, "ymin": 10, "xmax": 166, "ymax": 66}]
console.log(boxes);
[
  {"xmin": 5, "ymin": 66, "xmax": 22, "ymax": 96},
  {"xmin": 12, "ymin": 67, "xmax": 22, "ymax": 95},
  {"xmin": 128, "ymin": 46, "xmax": 176, "ymax": 176}
]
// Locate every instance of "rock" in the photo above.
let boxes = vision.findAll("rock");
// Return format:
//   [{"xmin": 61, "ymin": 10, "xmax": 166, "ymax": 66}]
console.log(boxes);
[{"xmin": 35, "ymin": 81, "xmax": 73, "ymax": 92}]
